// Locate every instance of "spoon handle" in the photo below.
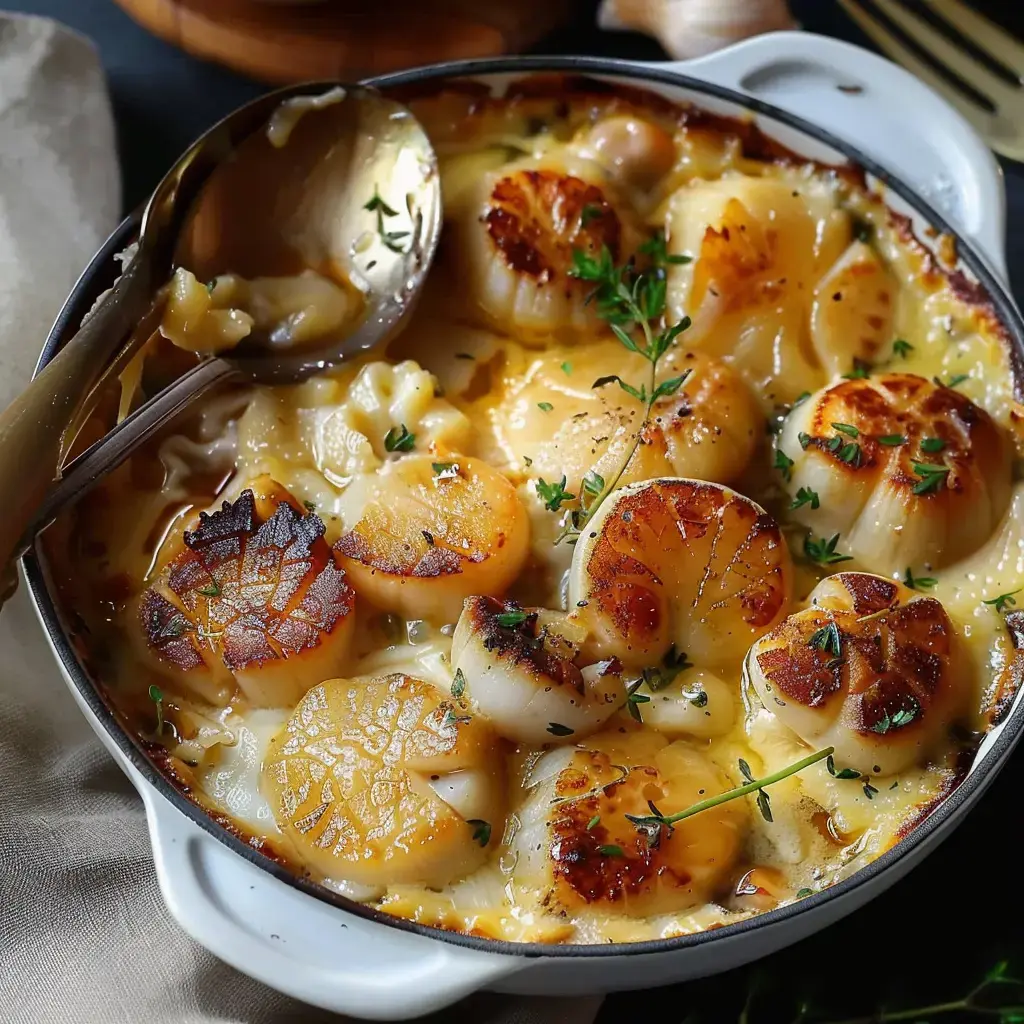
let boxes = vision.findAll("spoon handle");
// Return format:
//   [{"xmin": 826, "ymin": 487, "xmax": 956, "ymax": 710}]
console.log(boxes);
[
  {"xmin": 27, "ymin": 356, "xmax": 237, "ymax": 547},
  {"xmin": 0, "ymin": 255, "xmax": 157, "ymax": 599}
]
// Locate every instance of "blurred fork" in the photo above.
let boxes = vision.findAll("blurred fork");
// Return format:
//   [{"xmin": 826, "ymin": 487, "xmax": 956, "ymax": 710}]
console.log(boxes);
[{"xmin": 838, "ymin": 0, "xmax": 1024, "ymax": 160}]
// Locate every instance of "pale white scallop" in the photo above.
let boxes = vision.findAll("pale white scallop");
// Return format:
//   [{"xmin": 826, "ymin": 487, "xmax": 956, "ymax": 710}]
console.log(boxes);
[
  {"xmin": 663, "ymin": 173, "xmax": 867, "ymax": 404},
  {"xmin": 450, "ymin": 598, "xmax": 625, "ymax": 744}
]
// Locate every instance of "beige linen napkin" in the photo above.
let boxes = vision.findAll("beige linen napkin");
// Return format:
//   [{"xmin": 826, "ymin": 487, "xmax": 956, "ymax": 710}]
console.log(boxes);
[{"xmin": 0, "ymin": 14, "xmax": 602, "ymax": 1024}]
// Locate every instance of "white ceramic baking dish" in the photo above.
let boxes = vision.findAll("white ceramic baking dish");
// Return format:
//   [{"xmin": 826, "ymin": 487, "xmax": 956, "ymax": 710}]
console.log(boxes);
[{"xmin": 25, "ymin": 30, "xmax": 1024, "ymax": 1022}]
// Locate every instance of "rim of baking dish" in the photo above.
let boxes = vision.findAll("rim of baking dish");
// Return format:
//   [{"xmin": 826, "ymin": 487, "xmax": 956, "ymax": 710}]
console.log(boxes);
[{"xmin": 24, "ymin": 54, "xmax": 1024, "ymax": 959}]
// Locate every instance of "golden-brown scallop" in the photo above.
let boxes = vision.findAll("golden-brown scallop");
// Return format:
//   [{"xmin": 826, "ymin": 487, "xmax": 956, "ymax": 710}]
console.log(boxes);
[
  {"xmin": 569, "ymin": 479, "xmax": 792, "ymax": 670},
  {"xmin": 450, "ymin": 597, "xmax": 625, "ymax": 744},
  {"xmin": 335, "ymin": 454, "xmax": 530, "ymax": 624},
  {"xmin": 778, "ymin": 373, "xmax": 1013, "ymax": 574},
  {"xmin": 664, "ymin": 176, "xmax": 870, "ymax": 405},
  {"xmin": 263, "ymin": 673, "xmax": 505, "ymax": 887},
  {"xmin": 494, "ymin": 342, "xmax": 761, "ymax": 489},
  {"xmin": 511, "ymin": 738, "xmax": 744, "ymax": 917},
  {"xmin": 140, "ymin": 476, "xmax": 356, "ymax": 708},
  {"xmin": 452, "ymin": 159, "xmax": 641, "ymax": 341},
  {"xmin": 746, "ymin": 572, "xmax": 968, "ymax": 775}
]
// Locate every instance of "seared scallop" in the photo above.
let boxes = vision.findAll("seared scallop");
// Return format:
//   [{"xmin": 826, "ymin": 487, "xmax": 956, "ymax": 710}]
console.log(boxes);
[
  {"xmin": 512, "ymin": 738, "xmax": 744, "ymax": 917},
  {"xmin": 746, "ymin": 572, "xmax": 968, "ymax": 775},
  {"xmin": 569, "ymin": 479, "xmax": 792, "ymax": 671},
  {"xmin": 335, "ymin": 454, "xmax": 530, "ymax": 623},
  {"xmin": 494, "ymin": 343, "xmax": 761, "ymax": 489},
  {"xmin": 450, "ymin": 597, "xmax": 625, "ymax": 744},
  {"xmin": 140, "ymin": 476, "xmax": 356, "ymax": 708},
  {"xmin": 452, "ymin": 159, "xmax": 640, "ymax": 341},
  {"xmin": 778, "ymin": 373, "xmax": 1012, "ymax": 574},
  {"xmin": 664, "ymin": 176, "xmax": 882, "ymax": 404},
  {"xmin": 263, "ymin": 673, "xmax": 504, "ymax": 887}
]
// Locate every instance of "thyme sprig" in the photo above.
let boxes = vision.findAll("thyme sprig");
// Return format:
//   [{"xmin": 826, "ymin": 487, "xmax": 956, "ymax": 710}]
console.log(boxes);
[
  {"xmin": 625, "ymin": 746, "xmax": 834, "ymax": 844},
  {"xmin": 148, "ymin": 684, "xmax": 165, "ymax": 736},
  {"xmin": 551, "ymin": 236, "xmax": 691, "ymax": 543}
]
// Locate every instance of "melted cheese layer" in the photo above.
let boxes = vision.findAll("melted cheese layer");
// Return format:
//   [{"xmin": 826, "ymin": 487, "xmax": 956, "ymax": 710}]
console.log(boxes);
[{"xmin": 49, "ymin": 80, "xmax": 1023, "ymax": 946}]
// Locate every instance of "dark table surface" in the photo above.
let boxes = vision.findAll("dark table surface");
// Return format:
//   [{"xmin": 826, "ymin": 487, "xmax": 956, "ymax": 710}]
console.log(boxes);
[{"xmin": 10, "ymin": 2, "xmax": 1024, "ymax": 1021}]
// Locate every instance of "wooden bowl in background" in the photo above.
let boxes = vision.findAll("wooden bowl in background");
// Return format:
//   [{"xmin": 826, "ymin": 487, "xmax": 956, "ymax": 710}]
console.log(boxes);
[{"xmin": 111, "ymin": 0, "xmax": 578, "ymax": 83}]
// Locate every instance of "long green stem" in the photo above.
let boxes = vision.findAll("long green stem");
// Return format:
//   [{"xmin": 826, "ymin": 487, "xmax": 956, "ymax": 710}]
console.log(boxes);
[
  {"xmin": 585, "ymin": 357, "xmax": 658, "ymax": 522},
  {"xmin": 824, "ymin": 1001, "xmax": 1024, "ymax": 1024},
  {"xmin": 661, "ymin": 746, "xmax": 834, "ymax": 826}
]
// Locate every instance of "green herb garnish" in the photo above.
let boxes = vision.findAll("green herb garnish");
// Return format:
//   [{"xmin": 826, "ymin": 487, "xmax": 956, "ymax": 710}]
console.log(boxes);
[
  {"xmin": 641, "ymin": 646, "xmax": 693, "ymax": 691},
  {"xmin": 826, "ymin": 754, "xmax": 862, "ymax": 780},
  {"xmin": 903, "ymin": 567, "xmax": 938, "ymax": 591},
  {"xmin": 625, "ymin": 747, "xmax": 835, "ymax": 839},
  {"xmin": 808, "ymin": 620, "xmax": 842, "ymax": 658},
  {"xmin": 984, "ymin": 590, "xmax": 1023, "ymax": 613},
  {"xmin": 451, "ymin": 668, "xmax": 467, "ymax": 700},
  {"xmin": 804, "ymin": 533, "xmax": 853, "ymax": 566},
  {"xmin": 553, "ymin": 235, "xmax": 692, "ymax": 543},
  {"xmin": 790, "ymin": 487, "xmax": 820, "ymax": 511},
  {"xmin": 535, "ymin": 475, "xmax": 575, "ymax": 512},
  {"xmin": 625, "ymin": 679, "xmax": 651, "ymax": 723},
  {"xmin": 773, "ymin": 449, "xmax": 795, "ymax": 481},
  {"xmin": 384, "ymin": 424, "xmax": 416, "ymax": 453},
  {"xmin": 365, "ymin": 186, "xmax": 409, "ymax": 253},
  {"xmin": 467, "ymin": 819, "xmax": 491, "ymax": 847},
  {"xmin": 148, "ymin": 684, "xmax": 165, "ymax": 736},
  {"xmin": 547, "ymin": 722, "xmax": 575, "ymax": 737},
  {"xmin": 911, "ymin": 460, "xmax": 951, "ymax": 495},
  {"xmin": 496, "ymin": 610, "xmax": 529, "ymax": 628},
  {"xmin": 869, "ymin": 698, "xmax": 920, "ymax": 734}
]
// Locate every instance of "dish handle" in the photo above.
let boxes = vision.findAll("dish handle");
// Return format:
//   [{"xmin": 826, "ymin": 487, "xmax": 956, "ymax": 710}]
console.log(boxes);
[
  {"xmin": 664, "ymin": 31, "xmax": 1007, "ymax": 279},
  {"xmin": 141, "ymin": 786, "xmax": 524, "ymax": 1020}
]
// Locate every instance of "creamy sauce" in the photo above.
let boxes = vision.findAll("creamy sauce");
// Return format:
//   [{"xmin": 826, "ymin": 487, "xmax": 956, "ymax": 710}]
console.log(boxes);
[{"xmin": 49, "ymin": 81, "xmax": 1023, "ymax": 946}]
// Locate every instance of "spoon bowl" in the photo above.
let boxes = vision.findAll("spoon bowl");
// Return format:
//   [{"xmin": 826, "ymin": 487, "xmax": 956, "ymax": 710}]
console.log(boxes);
[{"xmin": 0, "ymin": 81, "xmax": 441, "ymax": 574}]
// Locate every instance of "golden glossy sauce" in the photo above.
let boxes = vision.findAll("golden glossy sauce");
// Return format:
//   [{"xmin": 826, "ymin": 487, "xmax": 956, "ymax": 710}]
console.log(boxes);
[{"xmin": 48, "ymin": 79, "xmax": 1024, "ymax": 945}]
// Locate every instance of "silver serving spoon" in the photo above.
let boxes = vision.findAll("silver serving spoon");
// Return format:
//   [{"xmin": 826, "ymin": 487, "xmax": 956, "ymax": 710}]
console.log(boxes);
[{"xmin": 0, "ymin": 82, "xmax": 441, "ymax": 590}]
